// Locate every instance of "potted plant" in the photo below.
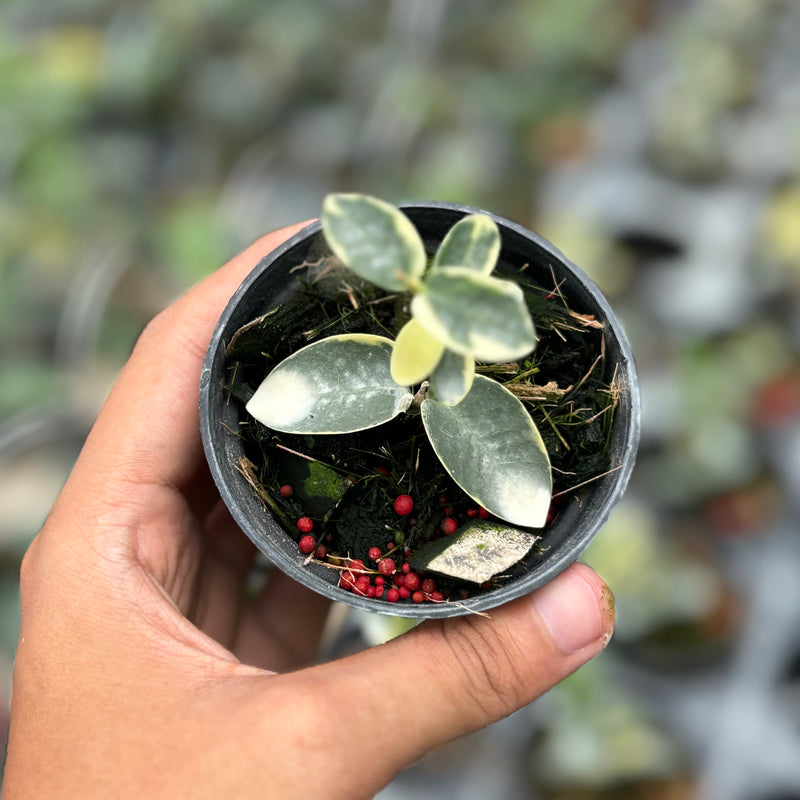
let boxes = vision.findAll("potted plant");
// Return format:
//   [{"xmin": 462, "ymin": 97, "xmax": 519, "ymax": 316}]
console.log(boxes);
[{"xmin": 200, "ymin": 194, "xmax": 640, "ymax": 618}]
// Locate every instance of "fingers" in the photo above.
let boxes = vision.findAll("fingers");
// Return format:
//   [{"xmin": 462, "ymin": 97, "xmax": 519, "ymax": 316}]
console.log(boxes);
[
  {"xmin": 299, "ymin": 564, "xmax": 613, "ymax": 789},
  {"xmin": 68, "ymin": 221, "xmax": 312, "ymax": 499}
]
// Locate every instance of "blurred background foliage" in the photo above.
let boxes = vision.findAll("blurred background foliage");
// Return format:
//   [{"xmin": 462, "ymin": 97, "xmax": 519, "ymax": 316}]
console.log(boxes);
[{"xmin": 3, "ymin": 0, "xmax": 800, "ymax": 797}]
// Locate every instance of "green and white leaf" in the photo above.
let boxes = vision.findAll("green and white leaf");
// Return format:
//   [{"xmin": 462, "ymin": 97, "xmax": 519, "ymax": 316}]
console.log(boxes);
[
  {"xmin": 429, "ymin": 349, "xmax": 474, "ymax": 406},
  {"xmin": 390, "ymin": 318, "xmax": 445, "ymax": 386},
  {"xmin": 411, "ymin": 267, "xmax": 536, "ymax": 362},
  {"xmin": 410, "ymin": 520, "xmax": 540, "ymax": 584},
  {"xmin": 246, "ymin": 334, "xmax": 412, "ymax": 434},
  {"xmin": 322, "ymin": 193, "xmax": 426, "ymax": 292},
  {"xmin": 431, "ymin": 213, "xmax": 500, "ymax": 275},
  {"xmin": 422, "ymin": 375, "xmax": 552, "ymax": 527}
]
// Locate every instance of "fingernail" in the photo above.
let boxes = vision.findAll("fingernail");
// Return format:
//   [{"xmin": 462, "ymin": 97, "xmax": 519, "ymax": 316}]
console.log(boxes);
[{"xmin": 531, "ymin": 563, "xmax": 614, "ymax": 655}]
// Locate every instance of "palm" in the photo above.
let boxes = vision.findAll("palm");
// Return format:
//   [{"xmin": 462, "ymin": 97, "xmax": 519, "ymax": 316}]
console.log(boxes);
[{"xmin": 127, "ymin": 465, "xmax": 329, "ymax": 673}]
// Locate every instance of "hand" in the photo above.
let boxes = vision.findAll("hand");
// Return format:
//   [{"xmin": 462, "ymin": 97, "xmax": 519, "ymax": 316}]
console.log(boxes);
[{"xmin": 4, "ymin": 224, "xmax": 615, "ymax": 800}]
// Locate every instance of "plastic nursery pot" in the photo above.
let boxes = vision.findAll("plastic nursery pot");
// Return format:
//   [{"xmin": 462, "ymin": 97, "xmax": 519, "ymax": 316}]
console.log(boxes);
[{"xmin": 200, "ymin": 202, "xmax": 641, "ymax": 618}]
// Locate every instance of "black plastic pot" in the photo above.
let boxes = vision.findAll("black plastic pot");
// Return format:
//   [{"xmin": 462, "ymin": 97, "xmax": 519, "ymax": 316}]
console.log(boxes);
[{"xmin": 200, "ymin": 202, "xmax": 641, "ymax": 618}]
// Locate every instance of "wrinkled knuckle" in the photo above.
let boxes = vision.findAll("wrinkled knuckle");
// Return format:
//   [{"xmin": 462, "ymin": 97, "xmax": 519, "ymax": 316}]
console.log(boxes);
[{"xmin": 438, "ymin": 617, "xmax": 530, "ymax": 723}]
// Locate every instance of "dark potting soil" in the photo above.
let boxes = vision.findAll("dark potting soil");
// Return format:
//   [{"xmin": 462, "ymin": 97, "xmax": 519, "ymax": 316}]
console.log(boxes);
[{"xmin": 223, "ymin": 256, "xmax": 617, "ymax": 600}]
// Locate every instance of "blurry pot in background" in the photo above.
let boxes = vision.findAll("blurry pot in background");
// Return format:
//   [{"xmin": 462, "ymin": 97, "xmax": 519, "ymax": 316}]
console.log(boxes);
[{"xmin": 199, "ymin": 202, "xmax": 640, "ymax": 618}]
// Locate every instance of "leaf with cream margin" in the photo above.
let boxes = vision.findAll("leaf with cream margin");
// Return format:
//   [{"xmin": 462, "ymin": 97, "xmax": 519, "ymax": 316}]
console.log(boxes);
[
  {"xmin": 431, "ymin": 213, "xmax": 500, "ymax": 275},
  {"xmin": 246, "ymin": 334, "xmax": 413, "ymax": 435},
  {"xmin": 422, "ymin": 375, "xmax": 552, "ymax": 527},
  {"xmin": 390, "ymin": 318, "xmax": 445, "ymax": 386},
  {"xmin": 429, "ymin": 349, "xmax": 474, "ymax": 406},
  {"xmin": 411, "ymin": 267, "xmax": 536, "ymax": 362},
  {"xmin": 322, "ymin": 193, "xmax": 426, "ymax": 292},
  {"xmin": 410, "ymin": 520, "xmax": 540, "ymax": 584}
]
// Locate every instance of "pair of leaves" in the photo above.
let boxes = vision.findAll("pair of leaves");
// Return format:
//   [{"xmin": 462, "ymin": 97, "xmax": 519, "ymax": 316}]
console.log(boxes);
[
  {"xmin": 323, "ymin": 194, "xmax": 536, "ymax": 405},
  {"xmin": 246, "ymin": 335, "xmax": 552, "ymax": 528},
  {"xmin": 321, "ymin": 193, "xmax": 502, "ymax": 292}
]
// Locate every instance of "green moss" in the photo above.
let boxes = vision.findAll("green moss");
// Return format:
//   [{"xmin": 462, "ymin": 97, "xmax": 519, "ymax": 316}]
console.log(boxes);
[{"xmin": 276, "ymin": 454, "xmax": 351, "ymax": 518}]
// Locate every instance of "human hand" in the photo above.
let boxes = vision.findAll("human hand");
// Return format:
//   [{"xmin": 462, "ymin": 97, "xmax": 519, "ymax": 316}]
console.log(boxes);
[{"xmin": 4, "ymin": 223, "xmax": 615, "ymax": 800}]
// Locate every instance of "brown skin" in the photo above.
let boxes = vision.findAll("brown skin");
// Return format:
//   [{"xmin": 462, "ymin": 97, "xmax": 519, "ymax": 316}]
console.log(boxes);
[{"xmin": 4, "ymin": 224, "xmax": 615, "ymax": 800}]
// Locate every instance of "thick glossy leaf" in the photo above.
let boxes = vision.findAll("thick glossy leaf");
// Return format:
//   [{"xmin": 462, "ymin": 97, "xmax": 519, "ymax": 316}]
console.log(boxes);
[
  {"xmin": 411, "ymin": 267, "xmax": 536, "ymax": 361},
  {"xmin": 431, "ymin": 214, "xmax": 500, "ymax": 275},
  {"xmin": 410, "ymin": 521, "xmax": 540, "ymax": 583},
  {"xmin": 422, "ymin": 375, "xmax": 552, "ymax": 527},
  {"xmin": 246, "ymin": 334, "xmax": 412, "ymax": 434},
  {"xmin": 390, "ymin": 318, "xmax": 445, "ymax": 386},
  {"xmin": 322, "ymin": 193, "xmax": 426, "ymax": 292},
  {"xmin": 429, "ymin": 349, "xmax": 474, "ymax": 406}
]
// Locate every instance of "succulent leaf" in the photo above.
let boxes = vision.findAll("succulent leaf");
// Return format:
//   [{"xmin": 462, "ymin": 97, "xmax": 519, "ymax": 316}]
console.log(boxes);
[
  {"xmin": 422, "ymin": 375, "xmax": 552, "ymax": 527},
  {"xmin": 429, "ymin": 349, "xmax": 474, "ymax": 406},
  {"xmin": 431, "ymin": 213, "xmax": 500, "ymax": 275},
  {"xmin": 322, "ymin": 193, "xmax": 426, "ymax": 292},
  {"xmin": 246, "ymin": 334, "xmax": 412, "ymax": 434},
  {"xmin": 411, "ymin": 267, "xmax": 536, "ymax": 362},
  {"xmin": 390, "ymin": 318, "xmax": 445, "ymax": 386}
]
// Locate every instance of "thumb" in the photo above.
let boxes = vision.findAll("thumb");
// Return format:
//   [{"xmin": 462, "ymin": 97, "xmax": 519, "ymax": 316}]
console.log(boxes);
[{"xmin": 320, "ymin": 562, "xmax": 613, "ymax": 786}]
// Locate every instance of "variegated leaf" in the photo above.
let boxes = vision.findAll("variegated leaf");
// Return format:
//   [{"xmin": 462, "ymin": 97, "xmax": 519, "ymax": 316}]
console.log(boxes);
[
  {"xmin": 431, "ymin": 213, "xmax": 500, "ymax": 275},
  {"xmin": 422, "ymin": 375, "xmax": 552, "ymax": 527},
  {"xmin": 390, "ymin": 318, "xmax": 445, "ymax": 386},
  {"xmin": 322, "ymin": 193, "xmax": 426, "ymax": 292},
  {"xmin": 411, "ymin": 267, "xmax": 536, "ymax": 362},
  {"xmin": 246, "ymin": 334, "xmax": 412, "ymax": 434},
  {"xmin": 429, "ymin": 349, "xmax": 474, "ymax": 406}
]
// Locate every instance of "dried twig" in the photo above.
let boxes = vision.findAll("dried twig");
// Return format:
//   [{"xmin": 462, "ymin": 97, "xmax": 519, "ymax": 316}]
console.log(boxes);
[
  {"xmin": 507, "ymin": 380, "xmax": 571, "ymax": 403},
  {"xmin": 235, "ymin": 456, "xmax": 272, "ymax": 511},
  {"xmin": 553, "ymin": 465, "xmax": 623, "ymax": 499}
]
